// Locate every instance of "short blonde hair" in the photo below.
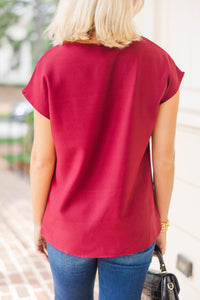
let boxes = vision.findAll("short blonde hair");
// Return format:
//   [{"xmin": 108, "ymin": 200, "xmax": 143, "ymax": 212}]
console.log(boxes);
[{"xmin": 46, "ymin": 0, "xmax": 145, "ymax": 49}]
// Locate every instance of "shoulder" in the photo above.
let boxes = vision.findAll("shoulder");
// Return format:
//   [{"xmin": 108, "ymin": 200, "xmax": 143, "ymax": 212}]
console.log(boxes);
[
  {"xmin": 134, "ymin": 36, "xmax": 172, "ymax": 65},
  {"xmin": 130, "ymin": 36, "xmax": 181, "ymax": 82},
  {"xmin": 35, "ymin": 44, "xmax": 67, "ymax": 71}
]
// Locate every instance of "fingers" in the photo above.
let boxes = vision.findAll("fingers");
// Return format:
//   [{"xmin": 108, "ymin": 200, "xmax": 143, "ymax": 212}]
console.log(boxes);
[
  {"xmin": 154, "ymin": 232, "xmax": 167, "ymax": 256},
  {"xmin": 161, "ymin": 246, "xmax": 166, "ymax": 255},
  {"xmin": 153, "ymin": 244, "xmax": 166, "ymax": 257},
  {"xmin": 35, "ymin": 240, "xmax": 49, "ymax": 262},
  {"xmin": 41, "ymin": 250, "xmax": 49, "ymax": 262},
  {"xmin": 33, "ymin": 227, "xmax": 49, "ymax": 262},
  {"xmin": 158, "ymin": 243, "xmax": 166, "ymax": 255},
  {"xmin": 37, "ymin": 245, "xmax": 49, "ymax": 262}
]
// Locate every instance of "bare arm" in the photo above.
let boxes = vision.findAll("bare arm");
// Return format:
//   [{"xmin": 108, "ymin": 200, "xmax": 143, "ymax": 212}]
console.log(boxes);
[
  {"xmin": 30, "ymin": 109, "xmax": 56, "ymax": 226},
  {"xmin": 151, "ymin": 89, "xmax": 180, "ymax": 253}
]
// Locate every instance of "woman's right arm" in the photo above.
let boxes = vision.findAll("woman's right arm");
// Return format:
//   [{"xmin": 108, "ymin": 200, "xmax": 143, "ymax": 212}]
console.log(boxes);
[{"xmin": 151, "ymin": 89, "xmax": 180, "ymax": 254}]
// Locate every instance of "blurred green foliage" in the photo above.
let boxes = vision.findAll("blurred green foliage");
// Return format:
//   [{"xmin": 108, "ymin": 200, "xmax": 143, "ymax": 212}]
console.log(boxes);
[
  {"xmin": 2, "ymin": 152, "xmax": 30, "ymax": 163},
  {"xmin": 0, "ymin": 0, "xmax": 56, "ymax": 68},
  {"xmin": 0, "ymin": 111, "xmax": 34, "ymax": 173}
]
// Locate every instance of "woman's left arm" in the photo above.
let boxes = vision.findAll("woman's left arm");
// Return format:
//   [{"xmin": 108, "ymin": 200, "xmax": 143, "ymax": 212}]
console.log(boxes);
[
  {"xmin": 30, "ymin": 110, "xmax": 56, "ymax": 261},
  {"xmin": 30, "ymin": 109, "xmax": 56, "ymax": 226}
]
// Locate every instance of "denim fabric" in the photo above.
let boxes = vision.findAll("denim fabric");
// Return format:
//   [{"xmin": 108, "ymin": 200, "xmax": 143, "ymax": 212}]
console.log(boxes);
[{"xmin": 46, "ymin": 240, "xmax": 156, "ymax": 300}]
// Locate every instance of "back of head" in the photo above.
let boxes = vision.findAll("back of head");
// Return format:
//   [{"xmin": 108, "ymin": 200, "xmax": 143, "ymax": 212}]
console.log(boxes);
[{"xmin": 46, "ymin": 0, "xmax": 145, "ymax": 49}]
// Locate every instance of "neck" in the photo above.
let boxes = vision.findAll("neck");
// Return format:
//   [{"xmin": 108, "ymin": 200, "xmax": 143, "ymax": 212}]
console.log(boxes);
[{"xmin": 76, "ymin": 32, "xmax": 97, "ymax": 44}]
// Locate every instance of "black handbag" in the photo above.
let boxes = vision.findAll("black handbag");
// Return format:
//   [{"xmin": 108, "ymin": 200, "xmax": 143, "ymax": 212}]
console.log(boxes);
[{"xmin": 141, "ymin": 244, "xmax": 180, "ymax": 300}]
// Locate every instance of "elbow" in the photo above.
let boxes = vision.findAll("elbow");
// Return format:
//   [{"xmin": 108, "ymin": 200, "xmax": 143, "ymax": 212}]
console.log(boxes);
[
  {"xmin": 153, "ymin": 159, "xmax": 175, "ymax": 172},
  {"xmin": 31, "ymin": 153, "xmax": 56, "ymax": 169},
  {"xmin": 153, "ymin": 151, "xmax": 175, "ymax": 170}
]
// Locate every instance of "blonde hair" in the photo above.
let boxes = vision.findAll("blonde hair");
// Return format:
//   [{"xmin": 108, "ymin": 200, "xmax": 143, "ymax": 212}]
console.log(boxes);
[{"xmin": 45, "ymin": 0, "xmax": 145, "ymax": 49}]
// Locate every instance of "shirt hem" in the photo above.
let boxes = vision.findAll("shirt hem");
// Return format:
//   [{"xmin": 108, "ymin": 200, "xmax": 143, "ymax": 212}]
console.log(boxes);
[{"xmin": 41, "ymin": 223, "xmax": 162, "ymax": 258}]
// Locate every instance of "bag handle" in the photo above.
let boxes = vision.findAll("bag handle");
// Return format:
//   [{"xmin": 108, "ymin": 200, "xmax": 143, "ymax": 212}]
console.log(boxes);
[{"xmin": 154, "ymin": 244, "xmax": 167, "ymax": 273}]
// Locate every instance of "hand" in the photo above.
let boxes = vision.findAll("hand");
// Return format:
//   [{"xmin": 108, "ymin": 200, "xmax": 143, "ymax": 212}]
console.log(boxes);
[
  {"xmin": 34, "ymin": 224, "xmax": 49, "ymax": 262},
  {"xmin": 153, "ymin": 231, "xmax": 166, "ymax": 257}
]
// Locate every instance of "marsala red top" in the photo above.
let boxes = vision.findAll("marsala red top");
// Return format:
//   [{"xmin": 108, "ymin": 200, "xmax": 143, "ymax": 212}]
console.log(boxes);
[{"xmin": 22, "ymin": 36, "xmax": 185, "ymax": 258}]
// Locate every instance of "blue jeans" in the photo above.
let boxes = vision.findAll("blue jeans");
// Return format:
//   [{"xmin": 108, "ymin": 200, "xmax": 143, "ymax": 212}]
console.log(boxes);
[{"xmin": 46, "ymin": 240, "xmax": 156, "ymax": 300}]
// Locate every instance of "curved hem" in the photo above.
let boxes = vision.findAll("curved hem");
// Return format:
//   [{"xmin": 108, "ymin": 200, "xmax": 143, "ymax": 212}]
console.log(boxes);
[{"xmin": 41, "ymin": 223, "xmax": 161, "ymax": 258}]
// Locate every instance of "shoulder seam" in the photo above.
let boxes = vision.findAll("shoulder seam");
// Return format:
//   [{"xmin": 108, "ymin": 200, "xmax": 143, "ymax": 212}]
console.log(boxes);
[
  {"xmin": 36, "ymin": 45, "xmax": 60, "ymax": 66},
  {"xmin": 141, "ymin": 36, "xmax": 169, "ymax": 57}
]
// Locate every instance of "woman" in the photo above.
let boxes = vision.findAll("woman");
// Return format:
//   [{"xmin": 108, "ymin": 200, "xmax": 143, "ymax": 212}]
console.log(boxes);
[{"xmin": 22, "ymin": 0, "xmax": 185, "ymax": 299}]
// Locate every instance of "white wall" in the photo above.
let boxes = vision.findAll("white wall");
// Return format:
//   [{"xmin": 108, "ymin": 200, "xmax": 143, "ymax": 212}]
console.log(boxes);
[{"xmin": 136, "ymin": 1, "xmax": 200, "ymax": 299}]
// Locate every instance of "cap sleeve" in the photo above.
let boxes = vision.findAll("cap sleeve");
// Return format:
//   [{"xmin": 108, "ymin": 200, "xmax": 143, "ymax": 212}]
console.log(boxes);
[
  {"xmin": 22, "ymin": 60, "xmax": 50, "ymax": 119},
  {"xmin": 160, "ymin": 53, "xmax": 185, "ymax": 104}
]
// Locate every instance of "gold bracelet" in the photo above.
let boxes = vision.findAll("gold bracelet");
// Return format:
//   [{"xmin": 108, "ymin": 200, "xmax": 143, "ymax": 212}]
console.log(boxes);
[{"xmin": 161, "ymin": 219, "xmax": 170, "ymax": 232}]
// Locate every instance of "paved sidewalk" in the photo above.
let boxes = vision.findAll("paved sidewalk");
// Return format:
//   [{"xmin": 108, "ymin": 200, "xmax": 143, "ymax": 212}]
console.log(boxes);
[{"xmin": 0, "ymin": 159, "xmax": 99, "ymax": 299}]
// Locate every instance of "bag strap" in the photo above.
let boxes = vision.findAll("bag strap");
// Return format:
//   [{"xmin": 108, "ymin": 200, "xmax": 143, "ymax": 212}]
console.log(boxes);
[{"xmin": 154, "ymin": 244, "xmax": 167, "ymax": 273}]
